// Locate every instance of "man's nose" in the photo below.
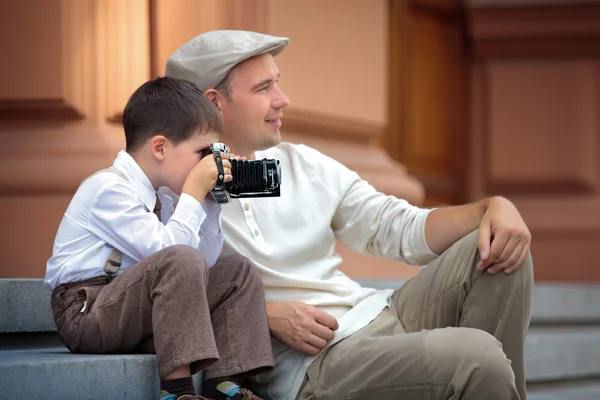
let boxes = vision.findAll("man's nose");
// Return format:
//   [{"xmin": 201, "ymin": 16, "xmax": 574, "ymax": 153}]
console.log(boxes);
[{"xmin": 272, "ymin": 87, "xmax": 290, "ymax": 109}]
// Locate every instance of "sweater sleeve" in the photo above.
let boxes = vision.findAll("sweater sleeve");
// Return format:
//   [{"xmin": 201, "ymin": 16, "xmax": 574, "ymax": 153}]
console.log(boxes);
[{"xmin": 299, "ymin": 145, "xmax": 439, "ymax": 265}]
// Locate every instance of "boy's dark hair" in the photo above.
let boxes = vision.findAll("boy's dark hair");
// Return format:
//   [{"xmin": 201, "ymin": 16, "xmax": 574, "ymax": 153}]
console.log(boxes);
[{"xmin": 122, "ymin": 76, "xmax": 223, "ymax": 153}]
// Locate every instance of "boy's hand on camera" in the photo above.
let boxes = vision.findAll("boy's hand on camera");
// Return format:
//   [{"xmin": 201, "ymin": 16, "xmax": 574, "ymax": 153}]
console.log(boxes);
[{"xmin": 182, "ymin": 151, "xmax": 232, "ymax": 203}]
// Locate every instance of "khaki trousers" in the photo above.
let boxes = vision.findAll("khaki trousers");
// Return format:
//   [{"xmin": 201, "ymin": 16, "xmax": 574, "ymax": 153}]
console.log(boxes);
[
  {"xmin": 297, "ymin": 230, "xmax": 534, "ymax": 400},
  {"xmin": 51, "ymin": 245, "xmax": 274, "ymax": 379}
]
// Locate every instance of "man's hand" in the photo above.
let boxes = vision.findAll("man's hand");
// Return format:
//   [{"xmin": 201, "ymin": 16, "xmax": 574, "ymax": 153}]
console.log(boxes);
[
  {"xmin": 229, "ymin": 152, "xmax": 247, "ymax": 161},
  {"xmin": 266, "ymin": 302, "xmax": 339, "ymax": 355},
  {"xmin": 477, "ymin": 197, "xmax": 531, "ymax": 275}
]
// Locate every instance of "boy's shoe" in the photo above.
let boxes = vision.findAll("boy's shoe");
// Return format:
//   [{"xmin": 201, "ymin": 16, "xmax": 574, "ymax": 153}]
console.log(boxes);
[
  {"xmin": 159, "ymin": 390, "xmax": 214, "ymax": 400},
  {"xmin": 238, "ymin": 388, "xmax": 263, "ymax": 399},
  {"xmin": 212, "ymin": 382, "xmax": 263, "ymax": 400}
]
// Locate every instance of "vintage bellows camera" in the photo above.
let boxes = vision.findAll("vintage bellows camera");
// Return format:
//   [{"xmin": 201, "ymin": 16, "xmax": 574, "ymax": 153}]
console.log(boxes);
[{"xmin": 203, "ymin": 143, "xmax": 281, "ymax": 204}]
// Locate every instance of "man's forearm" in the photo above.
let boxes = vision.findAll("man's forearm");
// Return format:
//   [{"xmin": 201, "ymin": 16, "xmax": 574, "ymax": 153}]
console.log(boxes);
[{"xmin": 424, "ymin": 198, "xmax": 491, "ymax": 255}]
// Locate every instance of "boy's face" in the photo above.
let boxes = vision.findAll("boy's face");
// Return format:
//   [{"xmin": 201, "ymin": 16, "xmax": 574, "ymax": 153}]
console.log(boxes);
[
  {"xmin": 162, "ymin": 130, "xmax": 220, "ymax": 195},
  {"xmin": 218, "ymin": 53, "xmax": 290, "ymax": 156}
]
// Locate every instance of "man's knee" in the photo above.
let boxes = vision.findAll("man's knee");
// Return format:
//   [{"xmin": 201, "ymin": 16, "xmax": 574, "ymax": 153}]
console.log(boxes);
[
  {"xmin": 462, "ymin": 328, "xmax": 514, "ymax": 377},
  {"xmin": 458, "ymin": 230, "xmax": 534, "ymax": 277},
  {"xmin": 417, "ymin": 328, "xmax": 517, "ymax": 398},
  {"xmin": 426, "ymin": 328, "xmax": 511, "ymax": 375},
  {"xmin": 517, "ymin": 250, "xmax": 534, "ymax": 279},
  {"xmin": 449, "ymin": 229, "xmax": 480, "ymax": 260},
  {"xmin": 458, "ymin": 329, "xmax": 515, "ymax": 386}
]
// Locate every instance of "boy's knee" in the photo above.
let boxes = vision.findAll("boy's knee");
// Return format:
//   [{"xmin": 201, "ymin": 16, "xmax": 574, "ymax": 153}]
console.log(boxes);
[
  {"xmin": 156, "ymin": 245, "xmax": 208, "ymax": 276},
  {"xmin": 237, "ymin": 255, "xmax": 262, "ymax": 285},
  {"xmin": 219, "ymin": 253, "xmax": 259, "ymax": 277}
]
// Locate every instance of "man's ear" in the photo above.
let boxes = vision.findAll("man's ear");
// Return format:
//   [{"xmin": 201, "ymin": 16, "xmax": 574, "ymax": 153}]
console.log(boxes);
[
  {"xmin": 150, "ymin": 135, "xmax": 167, "ymax": 161},
  {"xmin": 205, "ymin": 88, "xmax": 223, "ymax": 112}
]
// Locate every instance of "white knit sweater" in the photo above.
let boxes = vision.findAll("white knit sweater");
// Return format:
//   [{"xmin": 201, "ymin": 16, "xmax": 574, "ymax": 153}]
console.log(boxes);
[{"xmin": 220, "ymin": 142, "xmax": 438, "ymax": 400}]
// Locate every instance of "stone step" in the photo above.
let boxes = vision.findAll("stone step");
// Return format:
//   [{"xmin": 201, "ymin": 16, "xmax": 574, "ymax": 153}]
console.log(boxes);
[
  {"xmin": 1, "ymin": 325, "xmax": 599, "ymax": 397},
  {"xmin": 529, "ymin": 283, "xmax": 600, "ymax": 324},
  {"xmin": 0, "ymin": 279, "xmax": 55, "ymax": 333},
  {"xmin": 0, "ymin": 346, "xmax": 160, "ymax": 399},
  {"xmin": 3, "ymin": 278, "xmax": 600, "ymax": 333},
  {"xmin": 2, "ymin": 278, "xmax": 600, "ymax": 399},
  {"xmin": 525, "ymin": 326, "xmax": 600, "ymax": 382},
  {"xmin": 528, "ymin": 380, "xmax": 600, "ymax": 400},
  {"xmin": 1, "ymin": 344, "xmax": 599, "ymax": 399}
]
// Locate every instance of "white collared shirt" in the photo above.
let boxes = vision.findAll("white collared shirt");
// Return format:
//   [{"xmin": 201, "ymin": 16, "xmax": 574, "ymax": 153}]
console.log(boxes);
[
  {"xmin": 45, "ymin": 150, "xmax": 223, "ymax": 290},
  {"xmin": 220, "ymin": 142, "xmax": 438, "ymax": 400}
]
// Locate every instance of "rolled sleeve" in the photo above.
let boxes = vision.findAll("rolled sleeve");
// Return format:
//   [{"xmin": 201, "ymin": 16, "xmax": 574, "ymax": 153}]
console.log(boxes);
[{"xmin": 398, "ymin": 208, "xmax": 439, "ymax": 265}]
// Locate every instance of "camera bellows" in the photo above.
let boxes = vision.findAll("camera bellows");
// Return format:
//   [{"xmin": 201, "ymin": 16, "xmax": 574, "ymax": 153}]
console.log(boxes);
[
  {"xmin": 226, "ymin": 159, "xmax": 281, "ymax": 196},
  {"xmin": 205, "ymin": 142, "xmax": 281, "ymax": 203}
]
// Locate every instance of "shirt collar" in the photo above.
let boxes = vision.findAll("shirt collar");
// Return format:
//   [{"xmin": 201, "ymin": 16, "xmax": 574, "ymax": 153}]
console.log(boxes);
[{"xmin": 112, "ymin": 150, "xmax": 157, "ymax": 212}]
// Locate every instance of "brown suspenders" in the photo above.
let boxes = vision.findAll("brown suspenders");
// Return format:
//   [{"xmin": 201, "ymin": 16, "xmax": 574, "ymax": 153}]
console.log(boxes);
[{"xmin": 79, "ymin": 168, "xmax": 128, "ymax": 278}]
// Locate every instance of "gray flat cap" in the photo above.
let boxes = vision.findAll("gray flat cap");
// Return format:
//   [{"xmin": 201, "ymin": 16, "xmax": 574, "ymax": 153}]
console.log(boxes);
[{"xmin": 165, "ymin": 30, "xmax": 289, "ymax": 92}]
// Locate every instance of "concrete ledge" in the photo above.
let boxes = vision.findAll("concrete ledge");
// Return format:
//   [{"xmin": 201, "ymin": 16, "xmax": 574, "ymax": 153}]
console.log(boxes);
[
  {"xmin": 531, "ymin": 283, "xmax": 600, "ymax": 324},
  {"xmin": 0, "ymin": 347, "xmax": 159, "ymax": 399},
  {"xmin": 0, "ymin": 279, "xmax": 55, "ymax": 332},
  {"xmin": 528, "ymin": 380, "xmax": 600, "ymax": 400},
  {"xmin": 1, "ymin": 329, "xmax": 600, "ymax": 398},
  {"xmin": 526, "ymin": 326, "xmax": 600, "ymax": 382}
]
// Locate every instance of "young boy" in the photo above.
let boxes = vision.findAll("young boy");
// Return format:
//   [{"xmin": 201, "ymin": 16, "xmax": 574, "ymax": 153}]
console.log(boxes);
[{"xmin": 45, "ymin": 77, "xmax": 273, "ymax": 400}]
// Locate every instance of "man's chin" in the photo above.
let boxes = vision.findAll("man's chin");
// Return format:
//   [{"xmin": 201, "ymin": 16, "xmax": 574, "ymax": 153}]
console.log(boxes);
[
  {"xmin": 263, "ymin": 130, "xmax": 282, "ymax": 148},
  {"xmin": 269, "ymin": 134, "xmax": 282, "ymax": 148}
]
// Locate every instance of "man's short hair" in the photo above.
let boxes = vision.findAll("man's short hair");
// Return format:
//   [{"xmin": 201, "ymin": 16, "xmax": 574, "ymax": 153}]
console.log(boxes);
[
  {"xmin": 122, "ymin": 76, "xmax": 222, "ymax": 153},
  {"xmin": 214, "ymin": 72, "xmax": 232, "ymax": 100}
]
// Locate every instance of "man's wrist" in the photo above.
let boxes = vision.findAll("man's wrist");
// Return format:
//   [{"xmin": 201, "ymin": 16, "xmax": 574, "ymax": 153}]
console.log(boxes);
[
  {"xmin": 479, "ymin": 197, "xmax": 491, "ymax": 217},
  {"xmin": 481, "ymin": 196, "xmax": 509, "ymax": 216}
]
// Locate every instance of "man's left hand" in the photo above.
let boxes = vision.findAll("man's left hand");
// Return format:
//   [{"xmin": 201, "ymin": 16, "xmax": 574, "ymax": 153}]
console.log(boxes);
[{"xmin": 477, "ymin": 197, "xmax": 531, "ymax": 275}]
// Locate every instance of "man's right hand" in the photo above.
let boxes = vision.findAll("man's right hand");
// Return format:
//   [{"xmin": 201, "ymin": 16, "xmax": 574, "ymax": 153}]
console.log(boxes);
[{"xmin": 266, "ymin": 302, "xmax": 339, "ymax": 355}]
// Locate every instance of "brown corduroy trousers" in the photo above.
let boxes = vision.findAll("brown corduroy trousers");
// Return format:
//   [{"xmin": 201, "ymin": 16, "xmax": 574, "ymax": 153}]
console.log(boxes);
[{"xmin": 51, "ymin": 245, "xmax": 274, "ymax": 379}]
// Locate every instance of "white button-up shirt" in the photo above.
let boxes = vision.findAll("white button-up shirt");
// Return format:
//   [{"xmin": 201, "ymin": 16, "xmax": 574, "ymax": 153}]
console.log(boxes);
[
  {"xmin": 220, "ymin": 142, "xmax": 438, "ymax": 400},
  {"xmin": 45, "ymin": 150, "xmax": 223, "ymax": 290}
]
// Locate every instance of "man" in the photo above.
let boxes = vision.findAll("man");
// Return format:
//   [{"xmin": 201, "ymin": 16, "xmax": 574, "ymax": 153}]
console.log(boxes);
[{"xmin": 166, "ymin": 30, "xmax": 533, "ymax": 400}]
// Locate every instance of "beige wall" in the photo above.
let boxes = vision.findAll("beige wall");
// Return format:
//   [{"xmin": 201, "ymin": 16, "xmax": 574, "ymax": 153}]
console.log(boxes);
[
  {"xmin": 268, "ymin": 0, "xmax": 388, "ymax": 126},
  {"xmin": 467, "ymin": 3, "xmax": 600, "ymax": 282}
]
